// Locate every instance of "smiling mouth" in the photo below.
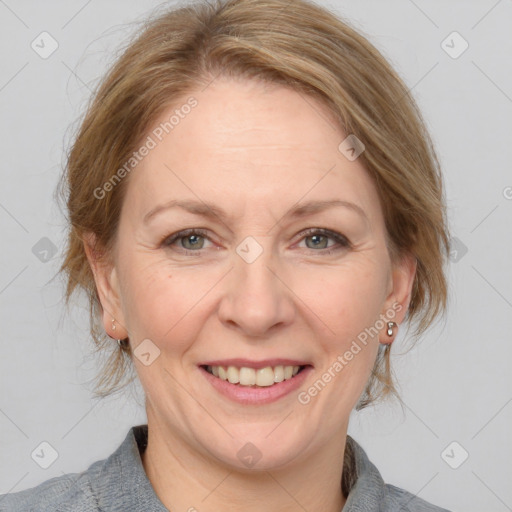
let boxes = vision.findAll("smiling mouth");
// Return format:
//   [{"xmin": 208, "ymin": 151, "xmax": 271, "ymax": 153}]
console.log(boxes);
[{"xmin": 201, "ymin": 364, "xmax": 308, "ymax": 387}]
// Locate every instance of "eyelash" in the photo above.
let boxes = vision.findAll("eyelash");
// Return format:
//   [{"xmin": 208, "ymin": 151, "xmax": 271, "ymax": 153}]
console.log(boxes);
[{"xmin": 161, "ymin": 228, "xmax": 351, "ymax": 256}]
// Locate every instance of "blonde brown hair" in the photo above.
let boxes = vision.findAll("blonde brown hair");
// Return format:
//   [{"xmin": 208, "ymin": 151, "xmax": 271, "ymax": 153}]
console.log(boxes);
[{"xmin": 59, "ymin": 0, "xmax": 449, "ymax": 412}]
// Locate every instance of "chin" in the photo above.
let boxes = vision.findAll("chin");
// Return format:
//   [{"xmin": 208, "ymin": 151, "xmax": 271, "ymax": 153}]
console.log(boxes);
[{"xmin": 203, "ymin": 428, "xmax": 312, "ymax": 472}]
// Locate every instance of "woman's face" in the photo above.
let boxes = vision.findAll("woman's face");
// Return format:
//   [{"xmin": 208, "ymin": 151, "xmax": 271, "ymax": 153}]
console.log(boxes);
[{"xmin": 91, "ymin": 77, "xmax": 415, "ymax": 470}]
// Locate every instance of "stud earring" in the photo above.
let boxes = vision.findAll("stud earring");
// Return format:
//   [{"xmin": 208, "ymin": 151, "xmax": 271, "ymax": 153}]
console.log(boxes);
[
  {"xmin": 386, "ymin": 321, "xmax": 398, "ymax": 337},
  {"xmin": 111, "ymin": 318, "xmax": 128, "ymax": 349}
]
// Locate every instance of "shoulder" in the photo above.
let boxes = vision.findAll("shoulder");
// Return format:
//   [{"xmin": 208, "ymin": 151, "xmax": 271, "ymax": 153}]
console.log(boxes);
[
  {"xmin": 344, "ymin": 435, "xmax": 452, "ymax": 512},
  {"xmin": 382, "ymin": 483, "xmax": 452, "ymax": 511},
  {"xmin": 0, "ymin": 425, "xmax": 159, "ymax": 512},
  {"xmin": 0, "ymin": 464, "xmax": 101, "ymax": 512}
]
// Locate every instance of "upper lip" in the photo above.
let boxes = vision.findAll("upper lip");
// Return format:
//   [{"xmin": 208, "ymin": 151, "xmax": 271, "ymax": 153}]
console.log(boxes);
[{"xmin": 199, "ymin": 358, "xmax": 312, "ymax": 369}]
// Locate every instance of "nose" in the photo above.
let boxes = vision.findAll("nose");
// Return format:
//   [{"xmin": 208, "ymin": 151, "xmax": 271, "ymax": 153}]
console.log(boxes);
[{"xmin": 217, "ymin": 242, "xmax": 295, "ymax": 337}]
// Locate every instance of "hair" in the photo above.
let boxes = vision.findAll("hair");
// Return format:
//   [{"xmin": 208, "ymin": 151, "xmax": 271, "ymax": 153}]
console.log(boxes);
[{"xmin": 59, "ymin": 0, "xmax": 449, "ymax": 415}]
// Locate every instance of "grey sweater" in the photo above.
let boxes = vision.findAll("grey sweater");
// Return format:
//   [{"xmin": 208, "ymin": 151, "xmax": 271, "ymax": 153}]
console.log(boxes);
[{"xmin": 0, "ymin": 425, "xmax": 451, "ymax": 511}]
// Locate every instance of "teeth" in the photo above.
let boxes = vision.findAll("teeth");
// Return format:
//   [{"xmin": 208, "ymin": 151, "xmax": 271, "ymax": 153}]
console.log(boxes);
[
  {"xmin": 226, "ymin": 366, "xmax": 240, "ymax": 384},
  {"xmin": 239, "ymin": 367, "xmax": 256, "ymax": 385},
  {"xmin": 206, "ymin": 365, "xmax": 302, "ymax": 387},
  {"xmin": 274, "ymin": 365, "xmax": 285, "ymax": 383}
]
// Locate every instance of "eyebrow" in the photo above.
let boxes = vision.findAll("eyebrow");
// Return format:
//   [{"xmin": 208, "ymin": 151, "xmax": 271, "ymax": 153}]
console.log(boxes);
[{"xmin": 143, "ymin": 198, "xmax": 368, "ymax": 225}]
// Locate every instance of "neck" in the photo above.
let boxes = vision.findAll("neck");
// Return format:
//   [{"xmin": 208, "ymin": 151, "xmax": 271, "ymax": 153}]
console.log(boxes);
[{"xmin": 141, "ymin": 416, "xmax": 348, "ymax": 512}]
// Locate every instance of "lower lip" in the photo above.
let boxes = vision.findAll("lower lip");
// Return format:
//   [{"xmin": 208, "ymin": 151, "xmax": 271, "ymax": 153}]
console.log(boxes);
[{"xmin": 199, "ymin": 365, "xmax": 313, "ymax": 405}]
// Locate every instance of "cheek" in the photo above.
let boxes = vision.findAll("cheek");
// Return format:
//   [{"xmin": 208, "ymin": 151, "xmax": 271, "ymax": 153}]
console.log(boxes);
[
  {"xmin": 119, "ymin": 253, "xmax": 218, "ymax": 346},
  {"xmin": 292, "ymin": 257, "xmax": 388, "ymax": 342},
  {"xmin": 302, "ymin": 265, "xmax": 385, "ymax": 405}
]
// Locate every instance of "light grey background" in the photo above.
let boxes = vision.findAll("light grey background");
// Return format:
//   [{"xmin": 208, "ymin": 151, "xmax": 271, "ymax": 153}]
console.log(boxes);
[{"xmin": 0, "ymin": 1, "xmax": 511, "ymax": 511}]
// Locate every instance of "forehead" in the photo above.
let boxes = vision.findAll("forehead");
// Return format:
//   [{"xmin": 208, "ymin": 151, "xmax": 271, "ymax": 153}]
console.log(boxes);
[{"xmin": 123, "ymin": 78, "xmax": 382, "ymax": 224}]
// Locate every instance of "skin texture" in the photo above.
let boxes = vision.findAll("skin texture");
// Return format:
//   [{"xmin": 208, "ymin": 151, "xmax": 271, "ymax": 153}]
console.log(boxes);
[{"xmin": 85, "ymin": 77, "xmax": 416, "ymax": 512}]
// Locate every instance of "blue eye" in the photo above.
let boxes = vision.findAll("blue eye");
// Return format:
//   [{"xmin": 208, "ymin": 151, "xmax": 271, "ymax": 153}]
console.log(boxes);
[
  {"xmin": 298, "ymin": 228, "xmax": 351, "ymax": 253},
  {"xmin": 161, "ymin": 227, "xmax": 351, "ymax": 256},
  {"xmin": 178, "ymin": 233, "xmax": 205, "ymax": 250},
  {"xmin": 162, "ymin": 228, "xmax": 210, "ymax": 253}
]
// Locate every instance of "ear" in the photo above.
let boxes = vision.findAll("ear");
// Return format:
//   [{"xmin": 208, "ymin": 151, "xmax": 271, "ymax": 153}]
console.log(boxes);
[
  {"xmin": 83, "ymin": 232, "xmax": 128, "ymax": 340},
  {"xmin": 379, "ymin": 251, "xmax": 417, "ymax": 344}
]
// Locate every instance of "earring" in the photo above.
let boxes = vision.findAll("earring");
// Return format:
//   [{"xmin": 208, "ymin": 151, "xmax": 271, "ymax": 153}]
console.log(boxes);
[
  {"xmin": 111, "ymin": 318, "xmax": 128, "ymax": 349},
  {"xmin": 117, "ymin": 338, "xmax": 129, "ymax": 349},
  {"xmin": 386, "ymin": 321, "xmax": 398, "ymax": 337}
]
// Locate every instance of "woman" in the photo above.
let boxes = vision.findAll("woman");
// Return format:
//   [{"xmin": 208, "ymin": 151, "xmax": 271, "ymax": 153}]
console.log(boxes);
[{"xmin": 0, "ymin": 0, "xmax": 451, "ymax": 510}]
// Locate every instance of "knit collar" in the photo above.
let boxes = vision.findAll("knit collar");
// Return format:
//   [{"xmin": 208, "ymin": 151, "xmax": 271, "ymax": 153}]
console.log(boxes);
[{"xmin": 90, "ymin": 424, "xmax": 385, "ymax": 511}]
